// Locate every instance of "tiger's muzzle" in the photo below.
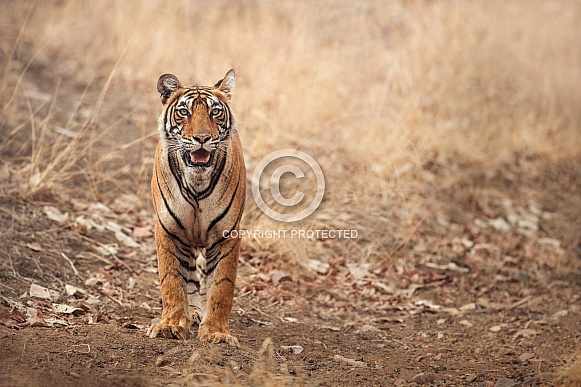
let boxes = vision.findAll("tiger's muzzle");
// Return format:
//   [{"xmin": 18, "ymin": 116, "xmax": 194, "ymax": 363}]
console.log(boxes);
[{"xmin": 183, "ymin": 148, "xmax": 214, "ymax": 168}]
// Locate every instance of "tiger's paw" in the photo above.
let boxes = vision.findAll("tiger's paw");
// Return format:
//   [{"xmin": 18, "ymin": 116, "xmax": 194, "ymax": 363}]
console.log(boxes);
[
  {"xmin": 147, "ymin": 317, "xmax": 190, "ymax": 340},
  {"xmin": 199, "ymin": 331, "xmax": 239, "ymax": 347},
  {"xmin": 198, "ymin": 322, "xmax": 239, "ymax": 347}
]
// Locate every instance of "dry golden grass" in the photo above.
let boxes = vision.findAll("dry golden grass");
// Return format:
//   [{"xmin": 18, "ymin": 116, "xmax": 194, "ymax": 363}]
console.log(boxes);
[
  {"xmin": 0, "ymin": 2, "xmax": 580, "ymax": 382},
  {"xmin": 1, "ymin": 0, "xmax": 580, "ymax": 263}
]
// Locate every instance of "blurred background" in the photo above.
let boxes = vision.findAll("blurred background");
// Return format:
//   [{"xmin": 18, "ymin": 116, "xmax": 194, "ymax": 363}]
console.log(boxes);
[{"xmin": 1, "ymin": 0, "xmax": 580, "ymax": 268}]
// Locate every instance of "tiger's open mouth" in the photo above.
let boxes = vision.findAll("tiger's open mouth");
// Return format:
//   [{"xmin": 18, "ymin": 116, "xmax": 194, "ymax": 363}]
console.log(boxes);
[{"xmin": 183, "ymin": 148, "xmax": 213, "ymax": 167}]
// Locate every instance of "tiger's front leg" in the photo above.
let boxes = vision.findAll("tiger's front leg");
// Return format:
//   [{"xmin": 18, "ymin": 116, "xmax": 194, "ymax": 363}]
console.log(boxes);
[
  {"xmin": 198, "ymin": 237, "xmax": 240, "ymax": 347},
  {"xmin": 147, "ymin": 220, "xmax": 190, "ymax": 340}
]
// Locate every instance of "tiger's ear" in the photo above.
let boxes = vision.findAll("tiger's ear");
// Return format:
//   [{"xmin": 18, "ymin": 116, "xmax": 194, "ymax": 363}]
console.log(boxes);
[
  {"xmin": 157, "ymin": 74, "xmax": 182, "ymax": 105},
  {"xmin": 214, "ymin": 69, "xmax": 235, "ymax": 99}
]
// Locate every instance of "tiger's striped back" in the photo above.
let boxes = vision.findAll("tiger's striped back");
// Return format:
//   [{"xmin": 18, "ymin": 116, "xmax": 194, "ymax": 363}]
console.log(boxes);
[{"xmin": 147, "ymin": 70, "xmax": 245, "ymax": 346}]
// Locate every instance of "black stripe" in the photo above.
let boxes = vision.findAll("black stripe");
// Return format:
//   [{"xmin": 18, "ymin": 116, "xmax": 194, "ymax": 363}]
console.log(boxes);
[
  {"xmin": 170, "ymin": 250, "xmax": 192, "ymax": 271},
  {"xmin": 160, "ymin": 272, "xmax": 171, "ymax": 285},
  {"xmin": 212, "ymin": 277, "xmax": 235, "ymax": 287},
  {"xmin": 168, "ymin": 152, "xmax": 199, "ymax": 208},
  {"xmin": 156, "ymin": 173, "xmax": 186, "ymax": 230},
  {"xmin": 206, "ymin": 177, "xmax": 240, "ymax": 233},
  {"xmin": 207, "ymin": 203, "xmax": 244, "ymax": 253},
  {"xmin": 197, "ymin": 150, "xmax": 227, "ymax": 199},
  {"xmin": 206, "ymin": 240, "xmax": 237, "ymax": 273},
  {"xmin": 157, "ymin": 217, "xmax": 189, "ymax": 249}
]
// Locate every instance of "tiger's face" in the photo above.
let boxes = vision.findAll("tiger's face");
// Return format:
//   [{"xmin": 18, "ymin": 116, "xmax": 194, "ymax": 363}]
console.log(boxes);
[{"xmin": 157, "ymin": 71, "xmax": 236, "ymax": 172}]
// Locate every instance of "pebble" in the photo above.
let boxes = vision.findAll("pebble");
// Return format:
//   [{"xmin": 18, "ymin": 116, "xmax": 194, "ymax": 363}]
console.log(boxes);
[
  {"xmin": 411, "ymin": 372, "xmax": 436, "ymax": 384},
  {"xmin": 494, "ymin": 378, "xmax": 516, "ymax": 387}
]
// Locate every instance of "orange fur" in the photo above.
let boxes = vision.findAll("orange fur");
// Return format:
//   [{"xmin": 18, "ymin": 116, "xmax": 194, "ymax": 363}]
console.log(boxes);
[{"xmin": 147, "ymin": 70, "xmax": 245, "ymax": 346}]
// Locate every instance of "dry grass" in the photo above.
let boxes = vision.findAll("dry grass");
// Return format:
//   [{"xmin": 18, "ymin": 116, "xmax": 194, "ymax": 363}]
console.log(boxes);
[
  {"xmin": 1, "ymin": 0, "xmax": 580, "ymax": 262},
  {"xmin": 0, "ymin": 1, "xmax": 580, "ymax": 382}
]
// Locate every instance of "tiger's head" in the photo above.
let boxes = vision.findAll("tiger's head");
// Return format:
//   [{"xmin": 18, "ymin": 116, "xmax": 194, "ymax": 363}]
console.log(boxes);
[{"xmin": 156, "ymin": 70, "xmax": 236, "ymax": 171}]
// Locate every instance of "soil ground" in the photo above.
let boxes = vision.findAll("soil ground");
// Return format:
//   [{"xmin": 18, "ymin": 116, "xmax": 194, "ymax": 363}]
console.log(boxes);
[
  {"xmin": 1, "ymin": 156, "xmax": 580, "ymax": 386},
  {"xmin": 1, "ymin": 47, "xmax": 581, "ymax": 387}
]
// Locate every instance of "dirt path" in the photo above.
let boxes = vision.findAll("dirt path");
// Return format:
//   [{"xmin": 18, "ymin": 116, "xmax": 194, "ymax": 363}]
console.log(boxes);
[{"xmin": 0, "ymin": 158, "xmax": 580, "ymax": 386}]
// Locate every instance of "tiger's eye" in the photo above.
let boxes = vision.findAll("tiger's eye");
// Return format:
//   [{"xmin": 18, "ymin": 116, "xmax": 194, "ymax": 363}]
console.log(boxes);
[
  {"xmin": 211, "ymin": 107, "xmax": 222, "ymax": 116},
  {"xmin": 177, "ymin": 108, "xmax": 189, "ymax": 117}
]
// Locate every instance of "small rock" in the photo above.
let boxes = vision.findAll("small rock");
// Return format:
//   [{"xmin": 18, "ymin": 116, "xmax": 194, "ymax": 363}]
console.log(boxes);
[
  {"xmin": 521, "ymin": 376, "xmax": 540, "ymax": 386},
  {"xmin": 155, "ymin": 356, "xmax": 165, "ymax": 367},
  {"xmin": 460, "ymin": 302, "xmax": 477, "ymax": 311},
  {"xmin": 459, "ymin": 319, "xmax": 473, "ymax": 327},
  {"xmin": 513, "ymin": 329, "xmax": 539, "ymax": 340},
  {"xmin": 519, "ymin": 352, "xmax": 535, "ymax": 362},
  {"xmin": 280, "ymin": 345, "xmax": 304, "ymax": 354},
  {"xmin": 550, "ymin": 310, "xmax": 568, "ymax": 320},
  {"xmin": 411, "ymin": 372, "xmax": 436, "ymax": 384},
  {"xmin": 494, "ymin": 378, "xmax": 516, "ymax": 387},
  {"xmin": 466, "ymin": 374, "xmax": 477, "ymax": 382}
]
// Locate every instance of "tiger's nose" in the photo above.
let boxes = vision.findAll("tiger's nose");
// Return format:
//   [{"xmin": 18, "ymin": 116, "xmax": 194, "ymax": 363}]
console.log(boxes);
[{"xmin": 193, "ymin": 134, "xmax": 211, "ymax": 144}]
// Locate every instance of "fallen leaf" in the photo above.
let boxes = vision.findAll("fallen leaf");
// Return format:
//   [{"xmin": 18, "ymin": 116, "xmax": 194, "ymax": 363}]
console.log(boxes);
[
  {"xmin": 347, "ymin": 263, "xmax": 372, "ymax": 281},
  {"xmin": 488, "ymin": 217, "xmax": 511, "ymax": 232},
  {"xmin": 133, "ymin": 226, "xmax": 153, "ymax": 239},
  {"xmin": 115, "ymin": 230, "xmax": 140, "ymax": 248},
  {"xmin": 44, "ymin": 317, "xmax": 70, "ymax": 326},
  {"xmin": 65, "ymin": 284, "xmax": 87, "ymax": 296},
  {"xmin": 271, "ymin": 270, "xmax": 291, "ymax": 286},
  {"xmin": 159, "ymin": 365, "xmax": 181, "ymax": 374},
  {"xmin": 43, "ymin": 206, "xmax": 69, "ymax": 225},
  {"xmin": 513, "ymin": 329, "xmax": 539, "ymax": 340},
  {"xmin": 30, "ymin": 284, "xmax": 59, "ymax": 302},
  {"xmin": 52, "ymin": 303, "xmax": 84, "ymax": 315},
  {"xmin": 415, "ymin": 300, "xmax": 441, "ymax": 310},
  {"xmin": 28, "ymin": 315, "xmax": 49, "ymax": 327},
  {"xmin": 307, "ymin": 259, "xmax": 330, "ymax": 274},
  {"xmin": 85, "ymin": 278, "xmax": 102, "ymax": 286},
  {"xmin": 424, "ymin": 262, "xmax": 470, "ymax": 273},
  {"xmin": 25, "ymin": 242, "xmax": 42, "ymax": 252},
  {"xmin": 95, "ymin": 245, "xmax": 119, "ymax": 256},
  {"xmin": 111, "ymin": 193, "xmax": 141, "ymax": 213}
]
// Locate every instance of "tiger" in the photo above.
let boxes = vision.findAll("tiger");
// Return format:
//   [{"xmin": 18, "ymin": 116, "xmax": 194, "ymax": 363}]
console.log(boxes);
[{"xmin": 146, "ymin": 70, "xmax": 245, "ymax": 347}]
